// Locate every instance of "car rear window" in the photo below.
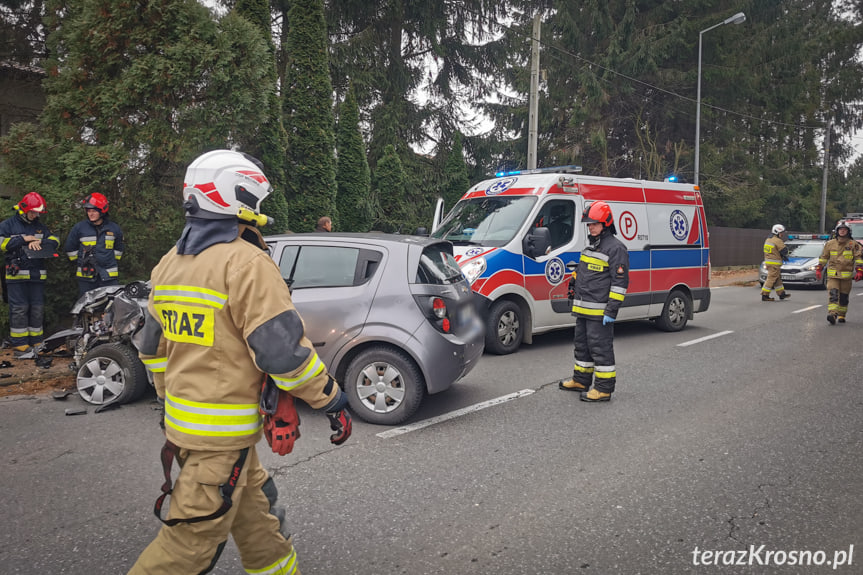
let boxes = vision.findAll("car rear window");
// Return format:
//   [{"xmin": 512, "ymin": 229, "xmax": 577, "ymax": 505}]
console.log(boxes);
[{"xmin": 417, "ymin": 245, "xmax": 464, "ymax": 285}]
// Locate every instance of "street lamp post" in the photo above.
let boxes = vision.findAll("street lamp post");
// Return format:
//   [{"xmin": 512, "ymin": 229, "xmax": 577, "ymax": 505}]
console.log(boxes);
[{"xmin": 694, "ymin": 12, "xmax": 746, "ymax": 186}]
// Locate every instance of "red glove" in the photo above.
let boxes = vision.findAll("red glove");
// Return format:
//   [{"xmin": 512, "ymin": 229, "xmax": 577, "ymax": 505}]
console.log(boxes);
[
  {"xmin": 815, "ymin": 266, "xmax": 823, "ymax": 281},
  {"xmin": 855, "ymin": 267, "xmax": 863, "ymax": 282},
  {"xmin": 326, "ymin": 409, "xmax": 352, "ymax": 445}
]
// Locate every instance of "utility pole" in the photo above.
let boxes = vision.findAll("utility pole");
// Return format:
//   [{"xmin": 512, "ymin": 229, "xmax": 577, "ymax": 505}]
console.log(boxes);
[
  {"xmin": 527, "ymin": 14, "xmax": 540, "ymax": 170},
  {"xmin": 820, "ymin": 119, "xmax": 831, "ymax": 234}
]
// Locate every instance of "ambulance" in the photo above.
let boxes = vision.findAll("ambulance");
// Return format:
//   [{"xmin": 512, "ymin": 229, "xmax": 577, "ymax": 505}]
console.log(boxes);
[{"xmin": 430, "ymin": 166, "xmax": 711, "ymax": 354}]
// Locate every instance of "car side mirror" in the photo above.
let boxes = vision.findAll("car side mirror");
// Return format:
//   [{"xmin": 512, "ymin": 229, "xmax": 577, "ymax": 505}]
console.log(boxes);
[{"xmin": 523, "ymin": 227, "xmax": 551, "ymax": 259}]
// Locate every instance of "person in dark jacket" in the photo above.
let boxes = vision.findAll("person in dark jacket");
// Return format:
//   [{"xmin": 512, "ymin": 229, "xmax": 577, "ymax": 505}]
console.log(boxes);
[
  {"xmin": 314, "ymin": 216, "xmax": 332, "ymax": 232},
  {"xmin": 559, "ymin": 200, "xmax": 630, "ymax": 402},
  {"xmin": 65, "ymin": 193, "xmax": 125, "ymax": 296},
  {"xmin": 0, "ymin": 192, "xmax": 60, "ymax": 355}
]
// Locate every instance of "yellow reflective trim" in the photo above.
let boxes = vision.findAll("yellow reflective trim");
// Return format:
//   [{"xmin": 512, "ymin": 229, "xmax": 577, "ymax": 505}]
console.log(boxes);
[
  {"xmin": 572, "ymin": 305, "xmax": 604, "ymax": 316},
  {"xmin": 0, "ymin": 237, "xmax": 10, "ymax": 250},
  {"xmin": 10, "ymin": 329, "xmax": 28, "ymax": 337},
  {"xmin": 154, "ymin": 285, "xmax": 228, "ymax": 309},
  {"xmin": 594, "ymin": 370, "xmax": 616, "ymax": 379},
  {"xmin": 573, "ymin": 364, "xmax": 594, "ymax": 374},
  {"xmin": 608, "ymin": 291, "xmax": 625, "ymax": 301},
  {"xmin": 165, "ymin": 393, "xmax": 262, "ymax": 437},
  {"xmin": 271, "ymin": 354, "xmax": 325, "ymax": 390},
  {"xmin": 581, "ymin": 255, "xmax": 608, "ymax": 268},
  {"xmin": 142, "ymin": 357, "xmax": 167, "ymax": 373},
  {"xmin": 246, "ymin": 548, "xmax": 299, "ymax": 575},
  {"xmin": 764, "ymin": 261, "xmax": 782, "ymax": 266}
]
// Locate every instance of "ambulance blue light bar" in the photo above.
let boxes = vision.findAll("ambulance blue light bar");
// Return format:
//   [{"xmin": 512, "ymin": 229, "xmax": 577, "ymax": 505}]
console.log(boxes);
[
  {"xmin": 788, "ymin": 234, "xmax": 830, "ymax": 240},
  {"xmin": 664, "ymin": 175, "xmax": 678, "ymax": 182},
  {"xmin": 494, "ymin": 165, "xmax": 582, "ymax": 177}
]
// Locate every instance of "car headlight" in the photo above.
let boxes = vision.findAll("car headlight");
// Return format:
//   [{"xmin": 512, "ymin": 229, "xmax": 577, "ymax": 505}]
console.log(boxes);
[
  {"xmin": 461, "ymin": 257, "xmax": 487, "ymax": 285},
  {"xmin": 805, "ymin": 264, "xmax": 818, "ymax": 271}
]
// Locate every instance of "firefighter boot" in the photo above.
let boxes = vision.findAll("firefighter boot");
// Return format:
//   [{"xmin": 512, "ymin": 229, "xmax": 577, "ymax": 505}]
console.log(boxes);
[
  {"xmin": 778, "ymin": 292, "xmax": 791, "ymax": 300},
  {"xmin": 838, "ymin": 315, "xmax": 846, "ymax": 323},
  {"xmin": 827, "ymin": 313, "xmax": 837, "ymax": 325},
  {"xmin": 761, "ymin": 293, "xmax": 775, "ymax": 302},
  {"xmin": 13, "ymin": 345, "xmax": 31, "ymax": 358},
  {"xmin": 559, "ymin": 378, "xmax": 589, "ymax": 392},
  {"xmin": 580, "ymin": 388, "xmax": 611, "ymax": 402}
]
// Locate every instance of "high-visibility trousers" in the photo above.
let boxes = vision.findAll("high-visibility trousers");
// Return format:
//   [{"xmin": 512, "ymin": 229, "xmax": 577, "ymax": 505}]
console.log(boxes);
[
  {"xmin": 827, "ymin": 278, "xmax": 853, "ymax": 317},
  {"xmin": 128, "ymin": 446, "xmax": 299, "ymax": 575}
]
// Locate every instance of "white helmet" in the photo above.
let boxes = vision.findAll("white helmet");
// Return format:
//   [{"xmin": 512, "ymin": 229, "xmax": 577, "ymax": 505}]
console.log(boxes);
[
  {"xmin": 771, "ymin": 224, "xmax": 785, "ymax": 235},
  {"xmin": 183, "ymin": 150, "xmax": 271, "ymax": 219}
]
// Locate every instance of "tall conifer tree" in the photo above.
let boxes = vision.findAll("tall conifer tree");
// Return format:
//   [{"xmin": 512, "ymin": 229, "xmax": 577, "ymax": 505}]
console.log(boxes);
[
  {"xmin": 283, "ymin": 0, "xmax": 337, "ymax": 231},
  {"xmin": 335, "ymin": 85, "xmax": 373, "ymax": 232}
]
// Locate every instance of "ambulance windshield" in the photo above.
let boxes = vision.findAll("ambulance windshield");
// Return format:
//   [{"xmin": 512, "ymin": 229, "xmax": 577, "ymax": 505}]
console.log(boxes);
[{"xmin": 432, "ymin": 196, "xmax": 537, "ymax": 247}]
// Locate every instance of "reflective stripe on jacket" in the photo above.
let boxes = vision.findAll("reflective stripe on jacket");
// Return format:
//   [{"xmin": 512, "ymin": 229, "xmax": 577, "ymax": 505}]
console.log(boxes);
[
  {"xmin": 763, "ymin": 236, "xmax": 787, "ymax": 264},
  {"xmin": 571, "ymin": 231, "xmax": 630, "ymax": 320},
  {"xmin": 65, "ymin": 218, "xmax": 124, "ymax": 280},
  {"xmin": 819, "ymin": 237, "xmax": 863, "ymax": 279},
  {"xmin": 138, "ymin": 224, "xmax": 340, "ymax": 451},
  {"xmin": 0, "ymin": 214, "xmax": 60, "ymax": 282}
]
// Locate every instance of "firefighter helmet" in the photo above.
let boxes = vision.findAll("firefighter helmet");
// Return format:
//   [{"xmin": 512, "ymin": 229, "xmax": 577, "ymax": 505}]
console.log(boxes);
[
  {"xmin": 17, "ymin": 192, "xmax": 47, "ymax": 215},
  {"xmin": 771, "ymin": 224, "xmax": 786, "ymax": 235},
  {"xmin": 582, "ymin": 201, "xmax": 614, "ymax": 227},
  {"xmin": 835, "ymin": 220, "xmax": 852, "ymax": 236},
  {"xmin": 182, "ymin": 150, "xmax": 272, "ymax": 219},
  {"xmin": 82, "ymin": 192, "xmax": 109, "ymax": 215}
]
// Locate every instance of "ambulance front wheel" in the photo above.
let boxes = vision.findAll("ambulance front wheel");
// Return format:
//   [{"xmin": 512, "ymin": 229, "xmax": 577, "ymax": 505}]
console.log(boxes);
[
  {"xmin": 485, "ymin": 299, "xmax": 523, "ymax": 355},
  {"xmin": 656, "ymin": 289, "xmax": 691, "ymax": 332}
]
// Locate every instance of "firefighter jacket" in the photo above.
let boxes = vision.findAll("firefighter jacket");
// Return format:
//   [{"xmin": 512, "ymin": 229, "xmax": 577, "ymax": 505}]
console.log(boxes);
[
  {"xmin": 763, "ymin": 235, "xmax": 788, "ymax": 265},
  {"xmin": 571, "ymin": 229, "xmax": 630, "ymax": 320},
  {"xmin": 136, "ymin": 219, "xmax": 343, "ymax": 451},
  {"xmin": 0, "ymin": 213, "xmax": 60, "ymax": 282},
  {"xmin": 65, "ymin": 217, "xmax": 124, "ymax": 281},
  {"xmin": 818, "ymin": 236, "xmax": 863, "ymax": 279}
]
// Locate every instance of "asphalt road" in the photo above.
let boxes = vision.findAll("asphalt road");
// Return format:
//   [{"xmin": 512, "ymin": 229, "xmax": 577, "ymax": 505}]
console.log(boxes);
[{"xmin": 1, "ymin": 282, "xmax": 861, "ymax": 574}]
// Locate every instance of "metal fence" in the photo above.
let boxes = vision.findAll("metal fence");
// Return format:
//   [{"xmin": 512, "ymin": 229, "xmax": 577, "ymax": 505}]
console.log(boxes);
[{"xmin": 707, "ymin": 226, "xmax": 772, "ymax": 268}]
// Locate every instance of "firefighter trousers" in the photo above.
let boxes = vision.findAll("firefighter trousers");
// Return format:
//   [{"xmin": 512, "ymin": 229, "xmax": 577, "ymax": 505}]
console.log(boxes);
[
  {"xmin": 5, "ymin": 281, "xmax": 44, "ymax": 347},
  {"xmin": 762, "ymin": 264, "xmax": 785, "ymax": 295},
  {"xmin": 571, "ymin": 316, "xmax": 617, "ymax": 394},
  {"xmin": 827, "ymin": 278, "xmax": 852, "ymax": 317},
  {"xmin": 128, "ymin": 446, "xmax": 299, "ymax": 575}
]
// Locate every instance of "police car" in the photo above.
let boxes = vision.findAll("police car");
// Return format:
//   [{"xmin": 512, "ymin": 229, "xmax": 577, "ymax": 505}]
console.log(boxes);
[{"xmin": 759, "ymin": 234, "xmax": 829, "ymax": 289}]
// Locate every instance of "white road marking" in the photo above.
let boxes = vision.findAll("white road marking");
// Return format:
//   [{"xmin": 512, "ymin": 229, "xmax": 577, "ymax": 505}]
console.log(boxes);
[
  {"xmin": 792, "ymin": 305, "xmax": 821, "ymax": 314},
  {"xmin": 677, "ymin": 330, "xmax": 734, "ymax": 347},
  {"xmin": 376, "ymin": 389, "xmax": 536, "ymax": 439}
]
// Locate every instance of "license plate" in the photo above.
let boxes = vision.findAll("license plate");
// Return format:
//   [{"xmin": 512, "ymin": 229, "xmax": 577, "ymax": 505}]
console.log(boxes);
[{"xmin": 781, "ymin": 274, "xmax": 795, "ymax": 280}]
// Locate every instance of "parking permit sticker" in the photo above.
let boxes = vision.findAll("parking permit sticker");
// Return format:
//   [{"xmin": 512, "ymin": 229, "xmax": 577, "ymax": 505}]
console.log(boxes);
[
  {"xmin": 545, "ymin": 257, "xmax": 565, "ymax": 284},
  {"xmin": 670, "ymin": 209, "xmax": 689, "ymax": 241}
]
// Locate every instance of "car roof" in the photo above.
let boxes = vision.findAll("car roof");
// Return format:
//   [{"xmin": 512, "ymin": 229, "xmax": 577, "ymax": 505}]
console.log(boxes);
[{"xmin": 264, "ymin": 232, "xmax": 448, "ymax": 248}]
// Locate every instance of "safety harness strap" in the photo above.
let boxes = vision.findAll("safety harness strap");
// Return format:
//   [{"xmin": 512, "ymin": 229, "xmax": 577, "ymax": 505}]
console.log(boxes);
[{"xmin": 153, "ymin": 440, "xmax": 249, "ymax": 526}]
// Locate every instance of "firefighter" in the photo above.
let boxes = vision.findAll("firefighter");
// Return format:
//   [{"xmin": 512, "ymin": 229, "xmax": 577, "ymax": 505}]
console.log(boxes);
[
  {"xmin": 762, "ymin": 224, "xmax": 791, "ymax": 301},
  {"xmin": 128, "ymin": 150, "xmax": 352, "ymax": 575},
  {"xmin": 65, "ymin": 192, "xmax": 125, "ymax": 296},
  {"xmin": 559, "ymin": 200, "xmax": 629, "ymax": 402},
  {"xmin": 816, "ymin": 220, "xmax": 863, "ymax": 324},
  {"xmin": 0, "ymin": 192, "xmax": 60, "ymax": 355}
]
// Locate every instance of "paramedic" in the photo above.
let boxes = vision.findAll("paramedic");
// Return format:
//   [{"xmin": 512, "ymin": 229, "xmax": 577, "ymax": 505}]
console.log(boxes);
[
  {"xmin": 762, "ymin": 224, "xmax": 790, "ymax": 301},
  {"xmin": 559, "ymin": 200, "xmax": 629, "ymax": 402},
  {"xmin": 65, "ymin": 193, "xmax": 125, "ymax": 296},
  {"xmin": 816, "ymin": 220, "xmax": 863, "ymax": 324},
  {"xmin": 128, "ymin": 150, "xmax": 351, "ymax": 575}
]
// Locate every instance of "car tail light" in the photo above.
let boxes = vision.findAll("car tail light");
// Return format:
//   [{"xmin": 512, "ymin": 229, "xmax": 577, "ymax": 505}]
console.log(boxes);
[
  {"xmin": 432, "ymin": 297, "xmax": 447, "ymax": 318},
  {"xmin": 441, "ymin": 318, "xmax": 451, "ymax": 333}
]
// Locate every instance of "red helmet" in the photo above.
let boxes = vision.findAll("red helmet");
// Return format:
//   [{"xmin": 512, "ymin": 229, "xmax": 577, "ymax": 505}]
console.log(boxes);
[
  {"xmin": 18, "ymin": 192, "xmax": 47, "ymax": 215},
  {"xmin": 582, "ymin": 201, "xmax": 614, "ymax": 227},
  {"xmin": 82, "ymin": 193, "xmax": 109, "ymax": 215}
]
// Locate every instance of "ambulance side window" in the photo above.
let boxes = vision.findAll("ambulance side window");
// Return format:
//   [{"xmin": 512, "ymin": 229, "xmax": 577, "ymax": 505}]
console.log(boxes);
[{"xmin": 533, "ymin": 200, "xmax": 575, "ymax": 251}]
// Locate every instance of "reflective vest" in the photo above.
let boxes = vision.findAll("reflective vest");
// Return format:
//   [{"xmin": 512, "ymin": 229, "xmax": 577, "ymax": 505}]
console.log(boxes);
[{"xmin": 819, "ymin": 237, "xmax": 863, "ymax": 279}]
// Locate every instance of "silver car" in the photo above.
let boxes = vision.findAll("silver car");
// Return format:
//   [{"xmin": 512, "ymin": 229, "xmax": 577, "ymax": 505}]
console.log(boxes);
[
  {"xmin": 266, "ymin": 233, "xmax": 485, "ymax": 425},
  {"xmin": 758, "ymin": 235, "xmax": 829, "ymax": 289}
]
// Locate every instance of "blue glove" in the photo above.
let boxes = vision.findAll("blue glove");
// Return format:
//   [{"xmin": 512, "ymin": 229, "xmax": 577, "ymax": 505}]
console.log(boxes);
[{"xmin": 602, "ymin": 315, "xmax": 615, "ymax": 325}]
